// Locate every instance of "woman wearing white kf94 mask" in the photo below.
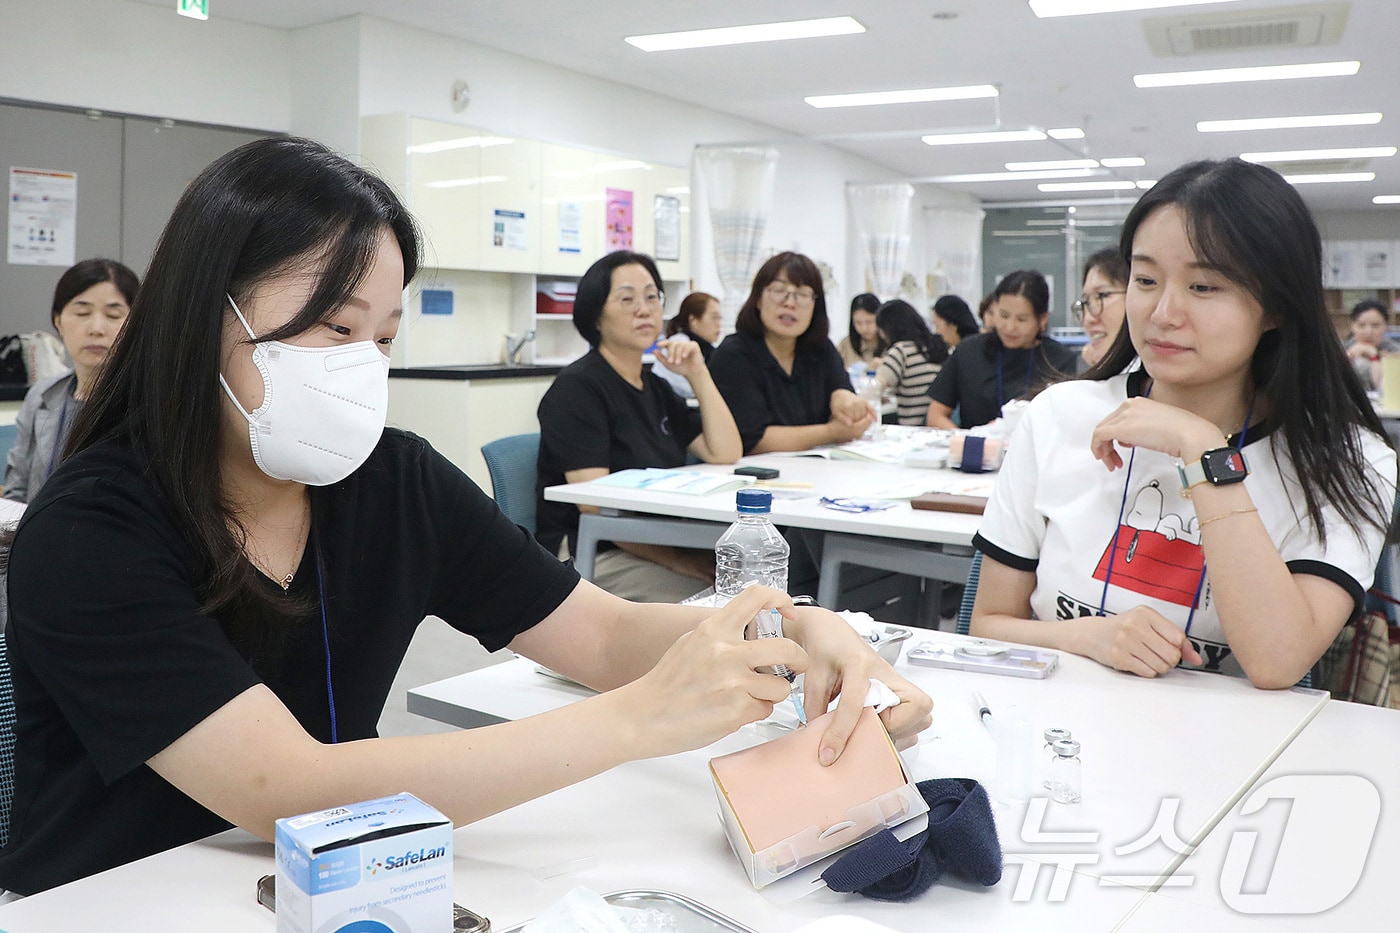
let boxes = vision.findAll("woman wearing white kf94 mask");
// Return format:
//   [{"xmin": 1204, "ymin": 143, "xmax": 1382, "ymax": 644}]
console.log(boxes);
[{"xmin": 0, "ymin": 137, "xmax": 932, "ymax": 897}]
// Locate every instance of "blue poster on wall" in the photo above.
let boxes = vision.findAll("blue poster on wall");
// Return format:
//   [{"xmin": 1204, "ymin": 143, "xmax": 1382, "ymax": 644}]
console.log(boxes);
[{"xmin": 421, "ymin": 288, "xmax": 453, "ymax": 316}]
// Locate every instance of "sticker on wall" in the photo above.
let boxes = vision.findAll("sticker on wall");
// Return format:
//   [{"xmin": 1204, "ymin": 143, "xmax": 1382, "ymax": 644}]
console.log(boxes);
[
  {"xmin": 558, "ymin": 200, "xmax": 582, "ymax": 254},
  {"xmin": 8, "ymin": 166, "xmax": 77, "ymax": 267},
  {"xmin": 654, "ymin": 195, "xmax": 680, "ymax": 262},
  {"xmin": 606, "ymin": 188, "xmax": 633, "ymax": 252},
  {"xmin": 492, "ymin": 209, "xmax": 527, "ymax": 250},
  {"xmin": 420, "ymin": 288, "xmax": 453, "ymax": 316}
]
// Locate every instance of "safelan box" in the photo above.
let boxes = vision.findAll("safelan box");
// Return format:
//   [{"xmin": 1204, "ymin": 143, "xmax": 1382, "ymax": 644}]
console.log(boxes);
[
  {"xmin": 274, "ymin": 792, "xmax": 453, "ymax": 933},
  {"xmin": 710, "ymin": 706, "xmax": 928, "ymax": 889}
]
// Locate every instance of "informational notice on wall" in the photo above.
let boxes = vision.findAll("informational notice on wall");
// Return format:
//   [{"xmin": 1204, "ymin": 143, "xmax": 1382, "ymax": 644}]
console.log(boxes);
[
  {"xmin": 654, "ymin": 195, "xmax": 681, "ymax": 262},
  {"xmin": 557, "ymin": 200, "xmax": 582, "ymax": 254},
  {"xmin": 8, "ymin": 166, "xmax": 77, "ymax": 267},
  {"xmin": 606, "ymin": 187, "xmax": 633, "ymax": 252},
  {"xmin": 492, "ymin": 208, "xmax": 527, "ymax": 251}
]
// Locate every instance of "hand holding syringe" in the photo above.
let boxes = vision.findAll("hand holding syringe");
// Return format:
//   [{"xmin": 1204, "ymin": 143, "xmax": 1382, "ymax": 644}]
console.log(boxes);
[{"xmin": 747, "ymin": 608, "xmax": 808, "ymax": 725}]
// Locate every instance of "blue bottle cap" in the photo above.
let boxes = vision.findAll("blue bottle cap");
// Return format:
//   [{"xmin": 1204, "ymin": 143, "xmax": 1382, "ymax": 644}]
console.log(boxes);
[{"xmin": 735, "ymin": 488, "xmax": 773, "ymax": 513}]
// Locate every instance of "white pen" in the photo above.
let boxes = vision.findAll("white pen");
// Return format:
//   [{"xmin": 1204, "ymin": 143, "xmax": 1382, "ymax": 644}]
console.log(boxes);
[{"xmin": 973, "ymin": 690, "xmax": 994, "ymax": 734}]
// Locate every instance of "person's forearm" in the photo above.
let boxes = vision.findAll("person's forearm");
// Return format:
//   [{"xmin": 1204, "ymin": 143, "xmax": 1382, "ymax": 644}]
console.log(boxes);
[
  {"xmin": 926, "ymin": 402, "xmax": 956, "ymax": 430},
  {"xmin": 689, "ymin": 370, "xmax": 743, "ymax": 462},
  {"xmin": 751, "ymin": 423, "xmax": 835, "ymax": 454},
  {"xmin": 1188, "ymin": 484, "xmax": 1331, "ymax": 688},
  {"xmin": 969, "ymin": 611, "xmax": 1088, "ymax": 655}
]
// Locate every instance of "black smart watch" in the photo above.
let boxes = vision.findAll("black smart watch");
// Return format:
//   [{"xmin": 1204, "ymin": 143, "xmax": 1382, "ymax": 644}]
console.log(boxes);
[{"xmin": 1178, "ymin": 447, "xmax": 1249, "ymax": 495}]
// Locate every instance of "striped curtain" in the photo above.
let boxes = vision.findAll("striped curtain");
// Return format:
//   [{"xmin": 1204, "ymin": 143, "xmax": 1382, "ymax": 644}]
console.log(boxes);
[{"xmin": 695, "ymin": 147, "xmax": 779, "ymax": 333}]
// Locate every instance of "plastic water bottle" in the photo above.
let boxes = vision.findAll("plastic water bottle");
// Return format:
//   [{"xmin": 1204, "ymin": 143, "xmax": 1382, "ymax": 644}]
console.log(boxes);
[
  {"xmin": 858, "ymin": 369, "xmax": 881, "ymax": 439},
  {"xmin": 714, "ymin": 489, "xmax": 790, "ymax": 600}
]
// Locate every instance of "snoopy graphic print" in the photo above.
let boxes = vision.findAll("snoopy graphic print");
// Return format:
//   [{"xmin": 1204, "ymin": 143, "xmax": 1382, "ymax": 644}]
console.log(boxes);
[{"xmin": 1092, "ymin": 480, "xmax": 1205, "ymax": 606}]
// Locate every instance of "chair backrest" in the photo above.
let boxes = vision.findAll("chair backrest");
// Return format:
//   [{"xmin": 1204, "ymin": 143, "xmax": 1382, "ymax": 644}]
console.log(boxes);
[
  {"xmin": 956, "ymin": 550, "xmax": 982, "ymax": 636},
  {"xmin": 481, "ymin": 433, "xmax": 540, "ymax": 535},
  {"xmin": 0, "ymin": 423, "xmax": 17, "ymax": 473},
  {"xmin": 0, "ymin": 629, "xmax": 16, "ymax": 847}
]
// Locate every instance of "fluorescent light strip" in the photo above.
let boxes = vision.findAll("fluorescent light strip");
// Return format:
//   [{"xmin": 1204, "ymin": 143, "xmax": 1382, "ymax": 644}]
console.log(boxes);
[
  {"xmin": 626, "ymin": 16, "xmax": 863, "ymax": 52},
  {"xmin": 1374, "ymin": 196, "xmax": 1400, "ymax": 204},
  {"xmin": 1137, "ymin": 180, "xmax": 1157, "ymax": 188},
  {"xmin": 1136, "ymin": 61, "xmax": 1360, "ymax": 88},
  {"xmin": 425, "ymin": 176, "xmax": 509, "ymax": 189},
  {"xmin": 806, "ymin": 84, "xmax": 997, "ymax": 109},
  {"xmin": 1032, "ymin": 0, "xmax": 1242, "ymax": 17},
  {"xmin": 1048, "ymin": 127, "xmax": 1085, "ymax": 139},
  {"xmin": 1024, "ymin": 219, "xmax": 1067, "ymax": 226},
  {"xmin": 923, "ymin": 129, "xmax": 1046, "ymax": 146},
  {"xmin": 1240, "ymin": 147, "xmax": 1398, "ymax": 163},
  {"xmin": 1039, "ymin": 181, "xmax": 1139, "ymax": 192},
  {"xmin": 1005, "ymin": 159, "xmax": 1099, "ymax": 171},
  {"xmin": 926, "ymin": 168, "xmax": 1098, "ymax": 182},
  {"xmin": 406, "ymin": 137, "xmax": 513, "ymax": 154},
  {"xmin": 1100, "ymin": 157, "xmax": 1146, "ymax": 168},
  {"xmin": 1281, "ymin": 172, "xmax": 1375, "ymax": 185},
  {"xmin": 1198, "ymin": 113, "xmax": 1381, "ymax": 133}
]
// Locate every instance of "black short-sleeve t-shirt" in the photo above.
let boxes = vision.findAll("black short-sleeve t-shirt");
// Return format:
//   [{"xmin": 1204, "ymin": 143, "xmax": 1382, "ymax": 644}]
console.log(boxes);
[
  {"xmin": 926, "ymin": 332, "xmax": 1077, "ymax": 429},
  {"xmin": 708, "ymin": 332, "xmax": 853, "ymax": 453},
  {"xmin": 0, "ymin": 428, "xmax": 579, "ymax": 895},
  {"xmin": 535, "ymin": 349, "xmax": 702, "ymax": 556}
]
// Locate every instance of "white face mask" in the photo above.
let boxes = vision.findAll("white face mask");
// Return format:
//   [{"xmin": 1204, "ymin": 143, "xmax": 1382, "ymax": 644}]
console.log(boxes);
[{"xmin": 219, "ymin": 294, "xmax": 390, "ymax": 486}]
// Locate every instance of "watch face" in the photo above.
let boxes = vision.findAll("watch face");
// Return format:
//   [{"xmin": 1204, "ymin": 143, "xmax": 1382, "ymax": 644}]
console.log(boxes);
[{"xmin": 1202, "ymin": 447, "xmax": 1248, "ymax": 484}]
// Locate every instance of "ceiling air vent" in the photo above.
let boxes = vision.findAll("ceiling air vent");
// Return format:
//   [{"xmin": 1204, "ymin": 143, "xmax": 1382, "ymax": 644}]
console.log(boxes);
[{"xmin": 1144, "ymin": 2, "xmax": 1349, "ymax": 57}]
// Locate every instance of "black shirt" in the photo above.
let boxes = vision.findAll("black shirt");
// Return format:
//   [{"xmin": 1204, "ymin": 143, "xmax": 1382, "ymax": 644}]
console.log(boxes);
[
  {"xmin": 535, "ymin": 348, "xmax": 702, "ymax": 557},
  {"xmin": 708, "ymin": 332, "xmax": 853, "ymax": 453},
  {"xmin": 0, "ymin": 429, "xmax": 579, "ymax": 895},
  {"xmin": 926, "ymin": 332, "xmax": 1077, "ymax": 429}
]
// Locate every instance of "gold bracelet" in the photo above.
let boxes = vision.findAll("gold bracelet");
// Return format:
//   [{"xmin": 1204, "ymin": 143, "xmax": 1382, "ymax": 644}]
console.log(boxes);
[{"xmin": 1199, "ymin": 507, "xmax": 1258, "ymax": 528}]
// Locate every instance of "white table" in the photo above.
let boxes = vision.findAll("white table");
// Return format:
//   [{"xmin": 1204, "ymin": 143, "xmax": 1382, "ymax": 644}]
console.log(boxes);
[
  {"xmin": 1116, "ymin": 699, "xmax": 1400, "ymax": 931},
  {"xmin": 0, "ymin": 633, "xmax": 1332, "ymax": 933}
]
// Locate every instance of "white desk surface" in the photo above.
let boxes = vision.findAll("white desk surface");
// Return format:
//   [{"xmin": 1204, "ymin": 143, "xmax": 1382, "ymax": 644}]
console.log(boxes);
[
  {"xmin": 1115, "ymin": 699, "xmax": 1400, "ymax": 931},
  {"xmin": 544, "ymin": 455, "xmax": 987, "ymax": 545},
  {"xmin": 0, "ymin": 634, "xmax": 1329, "ymax": 933},
  {"xmin": 406, "ymin": 631, "xmax": 1327, "ymax": 923}
]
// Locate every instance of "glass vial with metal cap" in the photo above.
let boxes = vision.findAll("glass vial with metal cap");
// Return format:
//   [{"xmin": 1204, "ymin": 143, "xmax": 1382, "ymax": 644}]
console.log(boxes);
[
  {"xmin": 1042, "ymin": 728, "xmax": 1072, "ymax": 789},
  {"xmin": 1049, "ymin": 738, "xmax": 1081, "ymax": 804}
]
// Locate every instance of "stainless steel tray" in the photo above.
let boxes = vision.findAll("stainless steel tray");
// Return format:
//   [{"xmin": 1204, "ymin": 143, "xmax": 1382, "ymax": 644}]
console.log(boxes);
[{"xmin": 497, "ymin": 889, "xmax": 759, "ymax": 932}]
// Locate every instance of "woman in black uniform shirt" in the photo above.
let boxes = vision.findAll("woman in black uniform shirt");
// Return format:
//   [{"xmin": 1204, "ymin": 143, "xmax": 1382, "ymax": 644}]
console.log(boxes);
[
  {"xmin": 926, "ymin": 269, "xmax": 1077, "ymax": 430},
  {"xmin": 0, "ymin": 138, "xmax": 932, "ymax": 895},
  {"xmin": 536, "ymin": 251, "xmax": 741, "ymax": 602},
  {"xmin": 709, "ymin": 252, "xmax": 874, "ymax": 454}
]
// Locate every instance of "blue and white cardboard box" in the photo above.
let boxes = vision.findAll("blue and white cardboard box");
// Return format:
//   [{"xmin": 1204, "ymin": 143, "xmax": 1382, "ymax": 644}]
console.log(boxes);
[{"xmin": 274, "ymin": 792, "xmax": 453, "ymax": 933}]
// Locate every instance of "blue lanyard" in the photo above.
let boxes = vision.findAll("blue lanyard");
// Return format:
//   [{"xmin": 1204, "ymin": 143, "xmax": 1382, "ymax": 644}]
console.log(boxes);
[
  {"xmin": 995, "ymin": 348, "xmax": 1033, "ymax": 415},
  {"xmin": 312, "ymin": 532, "xmax": 338, "ymax": 745},
  {"xmin": 1099, "ymin": 393, "xmax": 1252, "ymax": 637}
]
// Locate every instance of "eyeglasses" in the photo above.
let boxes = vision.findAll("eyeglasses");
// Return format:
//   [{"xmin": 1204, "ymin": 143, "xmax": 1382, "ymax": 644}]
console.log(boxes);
[
  {"xmin": 609, "ymin": 288, "xmax": 665, "ymax": 313},
  {"xmin": 764, "ymin": 283, "xmax": 817, "ymax": 307},
  {"xmin": 1073, "ymin": 290, "xmax": 1126, "ymax": 319}
]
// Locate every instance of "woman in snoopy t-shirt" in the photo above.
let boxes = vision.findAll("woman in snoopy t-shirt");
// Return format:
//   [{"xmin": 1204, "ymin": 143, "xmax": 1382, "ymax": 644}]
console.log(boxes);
[{"xmin": 971, "ymin": 158, "xmax": 1396, "ymax": 688}]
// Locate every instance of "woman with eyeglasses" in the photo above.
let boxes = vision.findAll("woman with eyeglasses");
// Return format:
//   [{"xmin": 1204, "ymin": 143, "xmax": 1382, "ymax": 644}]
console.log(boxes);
[
  {"xmin": 536, "ymin": 251, "xmax": 742, "ymax": 602},
  {"xmin": 709, "ymin": 252, "xmax": 875, "ymax": 454},
  {"xmin": 1076, "ymin": 247, "xmax": 1129, "ymax": 373},
  {"xmin": 1343, "ymin": 298, "xmax": 1398, "ymax": 394},
  {"xmin": 925, "ymin": 270, "xmax": 1077, "ymax": 430}
]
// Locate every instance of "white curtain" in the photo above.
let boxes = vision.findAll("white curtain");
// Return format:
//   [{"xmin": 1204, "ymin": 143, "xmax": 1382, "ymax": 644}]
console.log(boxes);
[
  {"xmin": 695, "ymin": 147, "xmax": 779, "ymax": 331},
  {"xmin": 924, "ymin": 206, "xmax": 986, "ymax": 304},
  {"xmin": 848, "ymin": 183, "xmax": 913, "ymax": 299}
]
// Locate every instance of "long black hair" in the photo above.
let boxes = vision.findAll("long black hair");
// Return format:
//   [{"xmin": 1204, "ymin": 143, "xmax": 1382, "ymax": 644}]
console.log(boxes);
[
  {"xmin": 1088, "ymin": 158, "xmax": 1392, "ymax": 541},
  {"xmin": 876, "ymin": 299, "xmax": 946, "ymax": 365},
  {"xmin": 63, "ymin": 136, "xmax": 421, "ymax": 649},
  {"xmin": 847, "ymin": 292, "xmax": 888, "ymax": 357},
  {"xmin": 932, "ymin": 294, "xmax": 979, "ymax": 338}
]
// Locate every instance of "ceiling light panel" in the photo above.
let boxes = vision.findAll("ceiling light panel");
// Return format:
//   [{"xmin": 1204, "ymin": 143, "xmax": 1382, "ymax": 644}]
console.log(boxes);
[
  {"xmin": 625, "ymin": 16, "xmax": 864, "ymax": 52},
  {"xmin": 1048, "ymin": 127, "xmax": 1086, "ymax": 139},
  {"xmin": 923, "ymin": 129, "xmax": 1047, "ymax": 146},
  {"xmin": 1198, "ymin": 112, "xmax": 1381, "ymax": 132},
  {"xmin": 805, "ymin": 85, "xmax": 997, "ymax": 108},
  {"xmin": 1135, "ymin": 60, "xmax": 1360, "ymax": 87},
  {"xmin": 1282, "ymin": 172, "xmax": 1375, "ymax": 184},
  {"xmin": 1005, "ymin": 159, "xmax": 1100, "ymax": 171},
  {"xmin": 1032, "ymin": 0, "xmax": 1243, "ymax": 16},
  {"xmin": 1100, "ymin": 157, "xmax": 1147, "ymax": 168},
  {"xmin": 1241, "ymin": 147, "xmax": 1397, "ymax": 163},
  {"xmin": 1374, "ymin": 196, "xmax": 1400, "ymax": 205},
  {"xmin": 925, "ymin": 168, "xmax": 1099, "ymax": 182},
  {"xmin": 1039, "ymin": 181, "xmax": 1140, "ymax": 191}
]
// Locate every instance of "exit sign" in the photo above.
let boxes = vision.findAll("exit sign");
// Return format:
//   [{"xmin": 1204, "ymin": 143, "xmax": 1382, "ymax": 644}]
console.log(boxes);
[{"xmin": 178, "ymin": 0, "xmax": 208, "ymax": 20}]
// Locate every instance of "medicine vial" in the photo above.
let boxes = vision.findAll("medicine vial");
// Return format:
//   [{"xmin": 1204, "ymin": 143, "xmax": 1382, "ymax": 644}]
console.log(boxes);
[
  {"xmin": 1042, "ymin": 728, "xmax": 1072, "ymax": 789},
  {"xmin": 1049, "ymin": 738, "xmax": 1082, "ymax": 805}
]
